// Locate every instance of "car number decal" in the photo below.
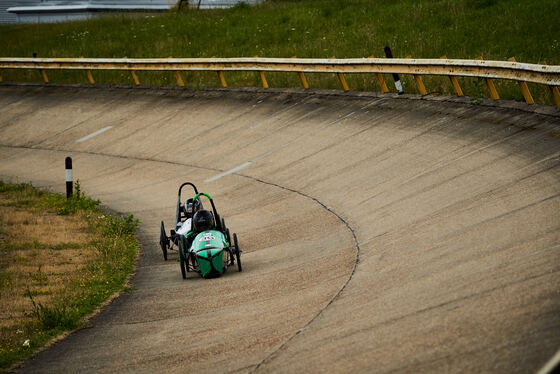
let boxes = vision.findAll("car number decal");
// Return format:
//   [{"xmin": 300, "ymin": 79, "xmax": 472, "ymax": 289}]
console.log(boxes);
[{"xmin": 199, "ymin": 232, "xmax": 216, "ymax": 242}]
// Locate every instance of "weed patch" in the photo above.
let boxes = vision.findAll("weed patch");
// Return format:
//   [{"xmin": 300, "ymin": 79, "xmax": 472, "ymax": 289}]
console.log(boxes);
[{"xmin": 0, "ymin": 181, "xmax": 139, "ymax": 371}]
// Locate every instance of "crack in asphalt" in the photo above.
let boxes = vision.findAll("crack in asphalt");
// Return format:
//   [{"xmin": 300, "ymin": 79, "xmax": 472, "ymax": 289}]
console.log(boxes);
[
  {"xmin": 244, "ymin": 177, "xmax": 360, "ymax": 373},
  {"xmin": 0, "ymin": 144, "xmax": 361, "ymax": 373}
]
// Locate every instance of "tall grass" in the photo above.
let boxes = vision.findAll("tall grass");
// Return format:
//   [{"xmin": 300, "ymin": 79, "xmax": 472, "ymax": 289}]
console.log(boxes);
[{"xmin": 0, "ymin": 0, "xmax": 559, "ymax": 103}]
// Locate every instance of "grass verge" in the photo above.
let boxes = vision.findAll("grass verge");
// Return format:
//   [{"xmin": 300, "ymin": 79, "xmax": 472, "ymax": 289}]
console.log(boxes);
[
  {"xmin": 0, "ymin": 180, "xmax": 139, "ymax": 371},
  {"xmin": 0, "ymin": 0, "xmax": 559, "ymax": 104}
]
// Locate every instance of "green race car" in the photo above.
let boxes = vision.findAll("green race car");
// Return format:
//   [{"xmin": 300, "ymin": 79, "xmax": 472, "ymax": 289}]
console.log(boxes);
[{"xmin": 160, "ymin": 183, "xmax": 242, "ymax": 279}]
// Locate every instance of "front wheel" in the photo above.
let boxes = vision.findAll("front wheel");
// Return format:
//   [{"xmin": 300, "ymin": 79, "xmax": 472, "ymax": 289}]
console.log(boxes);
[
  {"xmin": 179, "ymin": 250, "xmax": 187, "ymax": 279},
  {"xmin": 160, "ymin": 221, "xmax": 169, "ymax": 261},
  {"xmin": 234, "ymin": 233, "xmax": 242, "ymax": 272}
]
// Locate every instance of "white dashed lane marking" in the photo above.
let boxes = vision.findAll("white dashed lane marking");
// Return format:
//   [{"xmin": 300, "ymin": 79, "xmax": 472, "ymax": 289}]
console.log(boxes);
[
  {"xmin": 76, "ymin": 126, "xmax": 113, "ymax": 143},
  {"xmin": 204, "ymin": 161, "xmax": 253, "ymax": 183}
]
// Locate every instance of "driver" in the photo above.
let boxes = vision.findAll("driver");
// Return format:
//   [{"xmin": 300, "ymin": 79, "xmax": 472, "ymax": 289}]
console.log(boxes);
[
  {"xmin": 192, "ymin": 209, "xmax": 214, "ymax": 232},
  {"xmin": 176, "ymin": 198, "xmax": 202, "ymax": 235},
  {"xmin": 184, "ymin": 198, "xmax": 201, "ymax": 219},
  {"xmin": 184, "ymin": 209, "xmax": 215, "ymax": 250}
]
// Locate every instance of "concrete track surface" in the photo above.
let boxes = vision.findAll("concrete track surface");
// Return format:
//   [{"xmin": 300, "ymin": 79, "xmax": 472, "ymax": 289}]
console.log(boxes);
[{"xmin": 0, "ymin": 84, "xmax": 559, "ymax": 373}]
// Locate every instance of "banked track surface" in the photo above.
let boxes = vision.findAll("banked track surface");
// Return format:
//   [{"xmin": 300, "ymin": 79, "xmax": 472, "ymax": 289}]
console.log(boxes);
[{"xmin": 0, "ymin": 85, "xmax": 559, "ymax": 373}]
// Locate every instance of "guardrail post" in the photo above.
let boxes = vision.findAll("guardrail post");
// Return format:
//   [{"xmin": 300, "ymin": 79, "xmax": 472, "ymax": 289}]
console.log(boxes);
[
  {"xmin": 508, "ymin": 57, "xmax": 534, "ymax": 104},
  {"xmin": 552, "ymin": 87, "xmax": 560, "ymax": 109},
  {"xmin": 86, "ymin": 70, "xmax": 95, "ymax": 84},
  {"xmin": 40, "ymin": 69, "xmax": 49, "ymax": 83},
  {"xmin": 476, "ymin": 56, "xmax": 499, "ymax": 100},
  {"xmin": 211, "ymin": 56, "xmax": 227, "ymax": 87},
  {"xmin": 292, "ymin": 56, "xmax": 309, "ymax": 89},
  {"xmin": 540, "ymin": 61, "xmax": 560, "ymax": 109},
  {"xmin": 130, "ymin": 71, "xmax": 140, "ymax": 85},
  {"xmin": 440, "ymin": 56, "xmax": 463, "ymax": 96},
  {"xmin": 254, "ymin": 56, "xmax": 268, "ymax": 88},
  {"xmin": 259, "ymin": 71, "xmax": 269, "ymax": 88},
  {"xmin": 168, "ymin": 57, "xmax": 184, "ymax": 87},
  {"xmin": 174, "ymin": 71, "xmax": 185, "ymax": 86},
  {"xmin": 406, "ymin": 55, "xmax": 427, "ymax": 95},
  {"xmin": 298, "ymin": 72, "xmax": 309, "ymax": 89},
  {"xmin": 33, "ymin": 53, "xmax": 49, "ymax": 83},
  {"xmin": 217, "ymin": 71, "xmax": 227, "ymax": 87},
  {"xmin": 81, "ymin": 56, "xmax": 94, "ymax": 84},
  {"xmin": 330, "ymin": 57, "xmax": 349, "ymax": 91},
  {"xmin": 337, "ymin": 72, "xmax": 350, "ymax": 92},
  {"xmin": 369, "ymin": 56, "xmax": 389, "ymax": 93}
]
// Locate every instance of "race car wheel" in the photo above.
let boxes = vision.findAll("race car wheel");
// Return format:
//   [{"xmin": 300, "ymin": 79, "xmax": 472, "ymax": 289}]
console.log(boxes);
[
  {"xmin": 226, "ymin": 228, "xmax": 234, "ymax": 266},
  {"xmin": 221, "ymin": 218, "xmax": 227, "ymax": 232},
  {"xmin": 179, "ymin": 251, "xmax": 187, "ymax": 279},
  {"xmin": 234, "ymin": 233, "xmax": 242, "ymax": 272},
  {"xmin": 160, "ymin": 221, "xmax": 169, "ymax": 261},
  {"xmin": 226, "ymin": 228, "xmax": 232, "ymax": 246}
]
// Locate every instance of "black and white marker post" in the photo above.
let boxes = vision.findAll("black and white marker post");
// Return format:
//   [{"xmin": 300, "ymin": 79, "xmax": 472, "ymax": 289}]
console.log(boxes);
[
  {"xmin": 384, "ymin": 46, "xmax": 405, "ymax": 95},
  {"xmin": 65, "ymin": 157, "xmax": 73, "ymax": 198}
]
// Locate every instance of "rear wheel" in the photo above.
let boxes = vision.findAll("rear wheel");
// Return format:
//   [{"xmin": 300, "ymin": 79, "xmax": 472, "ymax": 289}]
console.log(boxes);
[
  {"xmin": 234, "ymin": 233, "xmax": 242, "ymax": 272},
  {"xmin": 226, "ymin": 228, "xmax": 232, "ymax": 246},
  {"xmin": 180, "ymin": 250, "xmax": 187, "ymax": 279},
  {"xmin": 159, "ymin": 221, "xmax": 168, "ymax": 261},
  {"xmin": 221, "ymin": 218, "xmax": 226, "ymax": 232},
  {"xmin": 226, "ymin": 228, "xmax": 234, "ymax": 266}
]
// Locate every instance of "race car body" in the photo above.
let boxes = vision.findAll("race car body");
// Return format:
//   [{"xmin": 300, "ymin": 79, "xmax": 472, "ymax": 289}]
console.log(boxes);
[{"xmin": 182, "ymin": 230, "xmax": 229, "ymax": 278}]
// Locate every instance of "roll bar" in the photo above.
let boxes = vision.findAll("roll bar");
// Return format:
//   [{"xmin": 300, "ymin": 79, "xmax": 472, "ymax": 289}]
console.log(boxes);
[
  {"xmin": 193, "ymin": 192, "xmax": 222, "ymax": 231},
  {"xmin": 176, "ymin": 182, "xmax": 199, "ymax": 225}
]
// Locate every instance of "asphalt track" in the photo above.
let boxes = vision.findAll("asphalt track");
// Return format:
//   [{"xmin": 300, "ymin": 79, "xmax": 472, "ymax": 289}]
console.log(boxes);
[{"xmin": 0, "ymin": 84, "xmax": 559, "ymax": 373}]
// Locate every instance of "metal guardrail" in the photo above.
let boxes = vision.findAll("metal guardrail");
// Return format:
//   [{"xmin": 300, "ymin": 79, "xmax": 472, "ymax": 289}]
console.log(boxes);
[{"xmin": 1, "ymin": 57, "xmax": 559, "ymax": 108}]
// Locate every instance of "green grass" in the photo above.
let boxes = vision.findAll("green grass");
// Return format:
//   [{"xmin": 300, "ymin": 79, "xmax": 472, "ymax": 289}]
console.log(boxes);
[
  {"xmin": 0, "ymin": 181, "xmax": 139, "ymax": 371},
  {"xmin": 1, "ymin": 0, "xmax": 559, "ymax": 104}
]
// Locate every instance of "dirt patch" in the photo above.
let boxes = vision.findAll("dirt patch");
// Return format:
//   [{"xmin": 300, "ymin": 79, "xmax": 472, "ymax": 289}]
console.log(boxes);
[{"xmin": 0, "ymin": 205, "xmax": 96, "ymax": 330}]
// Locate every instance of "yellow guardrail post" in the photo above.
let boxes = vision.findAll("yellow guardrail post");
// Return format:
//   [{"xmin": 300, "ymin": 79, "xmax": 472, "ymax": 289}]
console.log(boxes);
[
  {"xmin": 86, "ymin": 70, "xmax": 95, "ymax": 84},
  {"xmin": 337, "ymin": 73, "xmax": 349, "ymax": 91},
  {"xmin": 369, "ymin": 56, "xmax": 389, "ymax": 93},
  {"xmin": 212, "ymin": 56, "xmax": 227, "ymax": 87},
  {"xmin": 33, "ymin": 53, "xmax": 49, "ymax": 83},
  {"xmin": 81, "ymin": 56, "xmax": 94, "ymax": 84},
  {"xmin": 124, "ymin": 57, "xmax": 140, "ymax": 85},
  {"xmin": 40, "ymin": 69, "xmax": 49, "ymax": 83},
  {"xmin": 174, "ymin": 71, "xmax": 184, "ymax": 86},
  {"xmin": 407, "ymin": 55, "xmax": 427, "ymax": 95},
  {"xmin": 540, "ymin": 61, "xmax": 560, "ymax": 109},
  {"xmin": 169, "ymin": 57, "xmax": 184, "ymax": 87},
  {"xmin": 254, "ymin": 56, "xmax": 268, "ymax": 88},
  {"xmin": 508, "ymin": 57, "xmax": 534, "ymax": 104},
  {"xmin": 130, "ymin": 71, "xmax": 140, "ymax": 85},
  {"xmin": 331, "ymin": 56, "xmax": 349, "ymax": 91},
  {"xmin": 476, "ymin": 56, "xmax": 499, "ymax": 100},
  {"xmin": 298, "ymin": 72, "xmax": 309, "ymax": 89},
  {"xmin": 552, "ymin": 87, "xmax": 560, "ymax": 109},
  {"xmin": 440, "ymin": 56, "xmax": 463, "ymax": 96},
  {"xmin": 259, "ymin": 71, "xmax": 269, "ymax": 88},
  {"xmin": 217, "ymin": 71, "xmax": 227, "ymax": 87},
  {"xmin": 292, "ymin": 56, "xmax": 309, "ymax": 89}
]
